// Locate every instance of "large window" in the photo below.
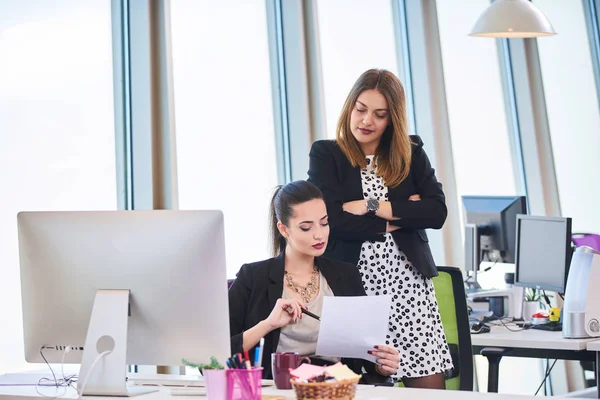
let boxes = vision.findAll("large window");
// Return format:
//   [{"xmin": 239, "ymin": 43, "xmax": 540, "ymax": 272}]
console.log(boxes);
[
  {"xmin": 436, "ymin": 0, "xmax": 518, "ymax": 214},
  {"xmin": 171, "ymin": 0, "xmax": 278, "ymax": 278},
  {"xmin": 436, "ymin": 1, "xmax": 535, "ymax": 393},
  {"xmin": 317, "ymin": 0, "xmax": 399, "ymax": 138},
  {"xmin": 534, "ymin": 0, "xmax": 600, "ymax": 233},
  {"xmin": 0, "ymin": 0, "xmax": 117, "ymax": 372}
]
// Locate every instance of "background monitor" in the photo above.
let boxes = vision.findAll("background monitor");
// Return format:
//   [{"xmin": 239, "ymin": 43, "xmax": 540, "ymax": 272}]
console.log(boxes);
[
  {"xmin": 18, "ymin": 210, "xmax": 230, "ymax": 367},
  {"xmin": 514, "ymin": 215, "xmax": 573, "ymax": 293},
  {"xmin": 462, "ymin": 195, "xmax": 528, "ymax": 265}
]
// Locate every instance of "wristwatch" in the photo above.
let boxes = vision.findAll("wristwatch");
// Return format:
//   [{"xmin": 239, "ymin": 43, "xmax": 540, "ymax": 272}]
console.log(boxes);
[{"xmin": 366, "ymin": 198, "xmax": 379, "ymax": 216}]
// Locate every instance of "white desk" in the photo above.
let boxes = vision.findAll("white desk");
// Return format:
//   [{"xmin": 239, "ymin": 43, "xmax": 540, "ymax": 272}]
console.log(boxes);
[
  {"xmin": 0, "ymin": 382, "xmax": 592, "ymax": 400},
  {"xmin": 587, "ymin": 340, "xmax": 600, "ymax": 396},
  {"xmin": 587, "ymin": 341, "xmax": 600, "ymax": 352},
  {"xmin": 471, "ymin": 326, "xmax": 600, "ymax": 396},
  {"xmin": 471, "ymin": 326, "xmax": 597, "ymax": 351}
]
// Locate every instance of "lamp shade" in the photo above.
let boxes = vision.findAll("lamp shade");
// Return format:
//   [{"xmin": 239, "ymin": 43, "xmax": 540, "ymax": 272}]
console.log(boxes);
[{"xmin": 469, "ymin": 0, "xmax": 556, "ymax": 38}]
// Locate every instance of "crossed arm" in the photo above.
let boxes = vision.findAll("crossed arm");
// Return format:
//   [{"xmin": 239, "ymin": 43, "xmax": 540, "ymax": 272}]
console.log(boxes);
[
  {"xmin": 307, "ymin": 140, "xmax": 447, "ymax": 241},
  {"xmin": 341, "ymin": 195, "xmax": 421, "ymax": 232}
]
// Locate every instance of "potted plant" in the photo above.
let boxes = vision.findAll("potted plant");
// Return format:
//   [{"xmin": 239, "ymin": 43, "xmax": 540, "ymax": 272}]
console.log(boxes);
[
  {"xmin": 523, "ymin": 288, "xmax": 541, "ymax": 322},
  {"xmin": 183, "ymin": 357, "xmax": 226, "ymax": 400}
]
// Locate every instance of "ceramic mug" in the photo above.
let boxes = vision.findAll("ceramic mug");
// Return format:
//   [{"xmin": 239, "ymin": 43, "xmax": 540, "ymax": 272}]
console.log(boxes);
[{"xmin": 271, "ymin": 352, "xmax": 311, "ymax": 389}]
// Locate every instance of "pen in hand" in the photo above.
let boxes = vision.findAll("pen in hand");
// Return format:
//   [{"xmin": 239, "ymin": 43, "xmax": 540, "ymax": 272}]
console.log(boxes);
[{"xmin": 301, "ymin": 308, "xmax": 320, "ymax": 321}]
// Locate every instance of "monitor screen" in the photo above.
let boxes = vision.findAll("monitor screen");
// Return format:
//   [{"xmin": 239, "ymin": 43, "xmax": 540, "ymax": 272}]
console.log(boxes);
[
  {"xmin": 514, "ymin": 215, "xmax": 572, "ymax": 293},
  {"xmin": 462, "ymin": 195, "xmax": 527, "ymax": 265},
  {"xmin": 18, "ymin": 210, "xmax": 230, "ymax": 367}
]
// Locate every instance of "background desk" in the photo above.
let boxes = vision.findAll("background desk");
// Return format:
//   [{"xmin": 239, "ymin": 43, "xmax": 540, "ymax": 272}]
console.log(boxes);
[
  {"xmin": 587, "ymin": 340, "xmax": 600, "ymax": 394},
  {"xmin": 588, "ymin": 340, "xmax": 600, "ymax": 353},
  {"xmin": 471, "ymin": 326, "xmax": 600, "ymax": 396},
  {"xmin": 0, "ymin": 382, "xmax": 591, "ymax": 400}
]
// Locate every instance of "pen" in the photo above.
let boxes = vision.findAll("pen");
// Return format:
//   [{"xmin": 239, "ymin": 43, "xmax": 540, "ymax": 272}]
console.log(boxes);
[
  {"xmin": 254, "ymin": 338, "xmax": 264, "ymax": 368},
  {"xmin": 244, "ymin": 350, "xmax": 256, "ymax": 393},
  {"xmin": 302, "ymin": 308, "xmax": 321, "ymax": 321},
  {"xmin": 243, "ymin": 350, "xmax": 252, "ymax": 369},
  {"xmin": 236, "ymin": 353, "xmax": 245, "ymax": 369},
  {"xmin": 229, "ymin": 356, "xmax": 240, "ymax": 369}
]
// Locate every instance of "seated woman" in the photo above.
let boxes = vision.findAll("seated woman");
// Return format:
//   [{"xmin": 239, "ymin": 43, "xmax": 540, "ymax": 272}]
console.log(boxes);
[{"xmin": 228, "ymin": 180, "xmax": 400, "ymax": 383}]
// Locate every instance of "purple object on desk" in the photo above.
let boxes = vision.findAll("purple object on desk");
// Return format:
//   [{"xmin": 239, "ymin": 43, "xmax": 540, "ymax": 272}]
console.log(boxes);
[
  {"xmin": 572, "ymin": 234, "xmax": 600, "ymax": 252},
  {"xmin": 271, "ymin": 352, "xmax": 311, "ymax": 390},
  {"xmin": 227, "ymin": 368, "xmax": 262, "ymax": 400}
]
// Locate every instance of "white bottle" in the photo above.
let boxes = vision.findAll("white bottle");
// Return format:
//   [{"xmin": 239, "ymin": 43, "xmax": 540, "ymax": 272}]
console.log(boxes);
[{"xmin": 562, "ymin": 246, "xmax": 600, "ymax": 338}]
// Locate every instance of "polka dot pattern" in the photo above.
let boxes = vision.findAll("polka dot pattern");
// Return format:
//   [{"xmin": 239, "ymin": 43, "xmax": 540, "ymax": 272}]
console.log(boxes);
[{"xmin": 358, "ymin": 156, "xmax": 453, "ymax": 379}]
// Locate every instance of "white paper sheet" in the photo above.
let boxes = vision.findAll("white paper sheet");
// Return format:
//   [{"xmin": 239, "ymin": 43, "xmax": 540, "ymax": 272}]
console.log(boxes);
[{"xmin": 316, "ymin": 295, "xmax": 391, "ymax": 363}]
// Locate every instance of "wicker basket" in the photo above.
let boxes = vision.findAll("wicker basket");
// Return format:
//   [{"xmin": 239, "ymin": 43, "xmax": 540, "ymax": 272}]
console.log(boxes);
[{"xmin": 290, "ymin": 376, "xmax": 360, "ymax": 400}]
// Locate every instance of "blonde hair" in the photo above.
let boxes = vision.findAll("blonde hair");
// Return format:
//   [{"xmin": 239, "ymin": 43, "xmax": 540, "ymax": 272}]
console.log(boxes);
[{"xmin": 336, "ymin": 69, "xmax": 412, "ymax": 187}]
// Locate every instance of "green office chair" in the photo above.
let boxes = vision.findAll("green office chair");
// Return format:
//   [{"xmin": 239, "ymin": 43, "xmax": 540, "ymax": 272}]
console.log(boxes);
[
  {"xmin": 432, "ymin": 266, "xmax": 474, "ymax": 391},
  {"xmin": 394, "ymin": 266, "xmax": 473, "ymax": 390}
]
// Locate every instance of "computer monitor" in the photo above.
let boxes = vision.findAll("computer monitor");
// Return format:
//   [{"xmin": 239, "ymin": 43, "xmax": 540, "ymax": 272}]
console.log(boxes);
[
  {"xmin": 18, "ymin": 210, "xmax": 230, "ymax": 396},
  {"xmin": 514, "ymin": 215, "xmax": 573, "ymax": 293},
  {"xmin": 462, "ymin": 195, "xmax": 527, "ymax": 289}
]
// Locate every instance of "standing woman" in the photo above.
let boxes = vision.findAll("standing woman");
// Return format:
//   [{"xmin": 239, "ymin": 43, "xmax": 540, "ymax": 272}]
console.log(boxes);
[{"xmin": 307, "ymin": 69, "xmax": 452, "ymax": 389}]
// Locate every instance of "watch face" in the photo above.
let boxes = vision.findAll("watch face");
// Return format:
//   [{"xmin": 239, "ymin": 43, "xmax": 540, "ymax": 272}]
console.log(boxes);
[{"xmin": 367, "ymin": 198, "xmax": 379, "ymax": 212}]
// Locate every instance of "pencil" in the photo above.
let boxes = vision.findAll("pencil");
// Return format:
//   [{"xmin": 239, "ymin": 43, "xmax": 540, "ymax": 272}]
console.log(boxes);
[{"xmin": 302, "ymin": 308, "xmax": 321, "ymax": 321}]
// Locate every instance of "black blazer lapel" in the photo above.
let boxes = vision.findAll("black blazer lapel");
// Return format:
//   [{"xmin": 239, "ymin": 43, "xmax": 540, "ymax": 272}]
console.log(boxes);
[
  {"xmin": 268, "ymin": 252, "xmax": 285, "ymax": 309},
  {"xmin": 266, "ymin": 252, "xmax": 285, "ymax": 353},
  {"xmin": 347, "ymin": 163, "xmax": 364, "ymax": 200},
  {"xmin": 329, "ymin": 142, "xmax": 364, "ymax": 201}
]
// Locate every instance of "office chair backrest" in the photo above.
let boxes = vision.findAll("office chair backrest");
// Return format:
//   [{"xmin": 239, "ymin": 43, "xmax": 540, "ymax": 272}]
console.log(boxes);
[{"xmin": 432, "ymin": 267, "xmax": 474, "ymax": 391}]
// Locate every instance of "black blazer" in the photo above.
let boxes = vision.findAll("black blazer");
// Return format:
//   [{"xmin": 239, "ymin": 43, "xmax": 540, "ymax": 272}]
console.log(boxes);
[
  {"xmin": 228, "ymin": 253, "xmax": 389, "ymax": 383},
  {"xmin": 307, "ymin": 135, "xmax": 446, "ymax": 278}
]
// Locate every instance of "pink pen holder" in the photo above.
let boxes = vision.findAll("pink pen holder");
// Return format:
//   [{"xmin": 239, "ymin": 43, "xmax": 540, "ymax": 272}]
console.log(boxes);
[{"xmin": 226, "ymin": 368, "xmax": 263, "ymax": 400}]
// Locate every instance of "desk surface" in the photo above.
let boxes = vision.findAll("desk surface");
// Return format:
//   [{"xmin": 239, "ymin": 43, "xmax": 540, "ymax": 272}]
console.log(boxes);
[
  {"xmin": 471, "ymin": 326, "xmax": 598, "ymax": 350},
  {"xmin": 0, "ymin": 383, "xmax": 592, "ymax": 400},
  {"xmin": 587, "ymin": 340, "xmax": 600, "ymax": 351}
]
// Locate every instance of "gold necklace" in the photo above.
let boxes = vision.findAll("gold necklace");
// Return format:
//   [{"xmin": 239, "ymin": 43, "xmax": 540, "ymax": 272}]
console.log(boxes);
[{"xmin": 284, "ymin": 267, "xmax": 319, "ymax": 303}]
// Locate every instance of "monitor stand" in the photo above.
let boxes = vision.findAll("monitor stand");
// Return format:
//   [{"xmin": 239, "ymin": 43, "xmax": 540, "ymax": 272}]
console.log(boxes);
[
  {"xmin": 78, "ymin": 289, "xmax": 157, "ymax": 397},
  {"xmin": 465, "ymin": 280, "xmax": 482, "ymax": 291},
  {"xmin": 464, "ymin": 224, "xmax": 481, "ymax": 292}
]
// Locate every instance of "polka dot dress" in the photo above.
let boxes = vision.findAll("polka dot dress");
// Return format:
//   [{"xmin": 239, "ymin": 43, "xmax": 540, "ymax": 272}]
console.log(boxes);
[{"xmin": 358, "ymin": 156, "xmax": 453, "ymax": 379}]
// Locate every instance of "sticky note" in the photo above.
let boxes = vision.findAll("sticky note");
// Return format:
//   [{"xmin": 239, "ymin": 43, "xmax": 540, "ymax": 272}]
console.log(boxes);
[
  {"xmin": 324, "ymin": 363, "xmax": 360, "ymax": 381},
  {"xmin": 289, "ymin": 364, "xmax": 326, "ymax": 381}
]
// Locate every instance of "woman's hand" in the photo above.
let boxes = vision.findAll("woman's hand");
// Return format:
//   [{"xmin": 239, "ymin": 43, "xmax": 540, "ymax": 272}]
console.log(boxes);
[
  {"xmin": 243, "ymin": 298, "xmax": 305, "ymax": 351},
  {"xmin": 342, "ymin": 200, "xmax": 367, "ymax": 216},
  {"xmin": 264, "ymin": 298, "xmax": 305, "ymax": 331},
  {"xmin": 369, "ymin": 344, "xmax": 400, "ymax": 376}
]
